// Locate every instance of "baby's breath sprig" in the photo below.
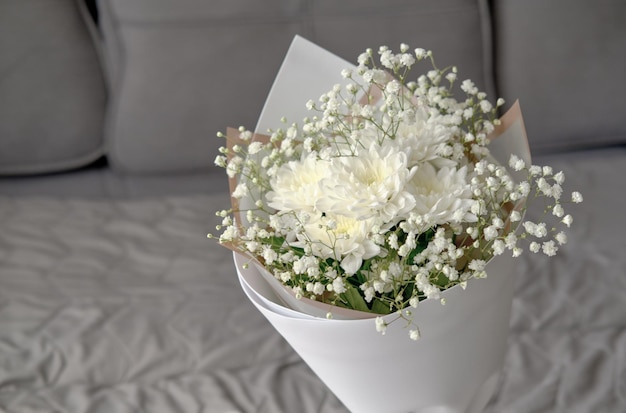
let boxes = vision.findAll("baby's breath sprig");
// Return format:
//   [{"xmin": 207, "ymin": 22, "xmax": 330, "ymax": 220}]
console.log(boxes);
[{"xmin": 211, "ymin": 43, "xmax": 581, "ymax": 341}]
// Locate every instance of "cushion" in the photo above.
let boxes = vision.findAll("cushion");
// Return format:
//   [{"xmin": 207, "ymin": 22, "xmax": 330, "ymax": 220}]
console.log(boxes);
[
  {"xmin": 312, "ymin": 0, "xmax": 495, "ymax": 100},
  {"xmin": 493, "ymin": 0, "xmax": 626, "ymax": 153},
  {"xmin": 0, "ymin": 0, "xmax": 106, "ymax": 175},
  {"xmin": 98, "ymin": 0, "xmax": 493, "ymax": 173}
]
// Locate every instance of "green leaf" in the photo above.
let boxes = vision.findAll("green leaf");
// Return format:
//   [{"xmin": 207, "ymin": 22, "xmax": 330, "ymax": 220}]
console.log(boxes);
[
  {"xmin": 402, "ymin": 284, "xmax": 414, "ymax": 302},
  {"xmin": 268, "ymin": 236, "xmax": 285, "ymax": 248},
  {"xmin": 431, "ymin": 272, "xmax": 450, "ymax": 289},
  {"xmin": 371, "ymin": 298, "xmax": 391, "ymax": 315},
  {"xmin": 341, "ymin": 286, "xmax": 371, "ymax": 312}
]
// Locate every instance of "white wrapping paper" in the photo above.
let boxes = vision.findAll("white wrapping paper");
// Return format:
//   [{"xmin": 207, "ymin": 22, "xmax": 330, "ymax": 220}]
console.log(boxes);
[
  {"xmin": 231, "ymin": 35, "xmax": 531, "ymax": 412},
  {"xmin": 236, "ymin": 251, "xmax": 516, "ymax": 413}
]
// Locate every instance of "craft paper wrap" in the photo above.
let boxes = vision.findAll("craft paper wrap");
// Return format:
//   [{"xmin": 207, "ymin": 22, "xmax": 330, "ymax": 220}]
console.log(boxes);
[{"xmin": 229, "ymin": 36, "xmax": 531, "ymax": 412}]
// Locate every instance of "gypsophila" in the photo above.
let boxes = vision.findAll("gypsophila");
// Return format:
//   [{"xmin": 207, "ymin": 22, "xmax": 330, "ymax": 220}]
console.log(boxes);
[{"xmin": 209, "ymin": 43, "xmax": 582, "ymax": 340}]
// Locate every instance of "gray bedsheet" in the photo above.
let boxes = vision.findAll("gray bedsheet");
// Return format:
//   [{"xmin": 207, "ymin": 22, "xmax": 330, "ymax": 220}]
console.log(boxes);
[{"xmin": 1, "ymin": 147, "xmax": 625, "ymax": 412}]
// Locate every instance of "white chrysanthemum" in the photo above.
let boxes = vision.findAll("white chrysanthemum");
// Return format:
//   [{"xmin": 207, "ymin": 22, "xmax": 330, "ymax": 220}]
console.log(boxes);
[
  {"xmin": 292, "ymin": 213, "xmax": 381, "ymax": 275},
  {"xmin": 393, "ymin": 108, "xmax": 457, "ymax": 168},
  {"xmin": 316, "ymin": 142, "xmax": 417, "ymax": 224},
  {"xmin": 408, "ymin": 163, "xmax": 476, "ymax": 226},
  {"xmin": 266, "ymin": 154, "xmax": 329, "ymax": 213}
]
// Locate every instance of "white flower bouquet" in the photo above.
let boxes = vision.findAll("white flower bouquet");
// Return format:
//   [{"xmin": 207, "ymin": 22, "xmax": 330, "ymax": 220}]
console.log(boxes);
[{"xmin": 210, "ymin": 36, "xmax": 582, "ymax": 412}]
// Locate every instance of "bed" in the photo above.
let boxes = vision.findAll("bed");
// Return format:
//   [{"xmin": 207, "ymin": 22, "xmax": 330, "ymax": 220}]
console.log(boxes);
[{"xmin": 1, "ymin": 146, "xmax": 625, "ymax": 412}]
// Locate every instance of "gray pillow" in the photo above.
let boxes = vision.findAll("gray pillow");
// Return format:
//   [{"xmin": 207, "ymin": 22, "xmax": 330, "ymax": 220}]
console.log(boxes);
[
  {"xmin": 99, "ymin": 0, "xmax": 493, "ymax": 173},
  {"xmin": 493, "ymin": 0, "xmax": 626, "ymax": 153},
  {"xmin": 0, "ymin": 0, "xmax": 106, "ymax": 175}
]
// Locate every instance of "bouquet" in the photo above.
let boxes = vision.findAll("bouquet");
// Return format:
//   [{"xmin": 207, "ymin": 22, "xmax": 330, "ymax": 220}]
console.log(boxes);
[
  {"xmin": 209, "ymin": 36, "xmax": 584, "ymax": 412},
  {"xmin": 211, "ymin": 38, "xmax": 581, "ymax": 340}
]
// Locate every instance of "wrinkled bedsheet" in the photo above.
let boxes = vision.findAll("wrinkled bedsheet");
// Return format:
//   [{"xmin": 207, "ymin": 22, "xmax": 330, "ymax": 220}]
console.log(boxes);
[{"xmin": 1, "ymin": 147, "xmax": 625, "ymax": 413}]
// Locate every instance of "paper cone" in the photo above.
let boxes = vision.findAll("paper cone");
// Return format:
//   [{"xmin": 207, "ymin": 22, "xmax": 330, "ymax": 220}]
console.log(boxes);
[
  {"xmin": 254, "ymin": 35, "xmax": 354, "ymax": 134},
  {"xmin": 236, "ymin": 251, "xmax": 515, "ymax": 413}
]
